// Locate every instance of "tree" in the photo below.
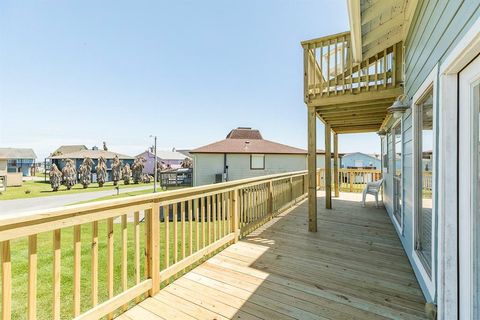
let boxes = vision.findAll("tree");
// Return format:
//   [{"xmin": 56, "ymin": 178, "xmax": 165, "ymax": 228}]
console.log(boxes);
[
  {"xmin": 132, "ymin": 157, "xmax": 145, "ymax": 184},
  {"xmin": 62, "ymin": 159, "xmax": 77, "ymax": 190},
  {"xmin": 156, "ymin": 161, "xmax": 164, "ymax": 182},
  {"xmin": 111, "ymin": 155, "xmax": 123, "ymax": 186},
  {"xmin": 49, "ymin": 164, "xmax": 63, "ymax": 191},
  {"xmin": 103, "ymin": 141, "xmax": 108, "ymax": 151},
  {"xmin": 123, "ymin": 163, "xmax": 131, "ymax": 185},
  {"xmin": 96, "ymin": 157, "xmax": 107, "ymax": 187},
  {"xmin": 181, "ymin": 158, "xmax": 193, "ymax": 168},
  {"xmin": 79, "ymin": 157, "xmax": 94, "ymax": 188}
]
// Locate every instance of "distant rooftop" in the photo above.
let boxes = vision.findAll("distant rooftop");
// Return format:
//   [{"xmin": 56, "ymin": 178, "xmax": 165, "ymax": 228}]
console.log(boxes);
[
  {"xmin": 51, "ymin": 145, "xmax": 87, "ymax": 156},
  {"xmin": 137, "ymin": 150, "xmax": 189, "ymax": 161},
  {"xmin": 49, "ymin": 149, "xmax": 133, "ymax": 160},
  {"xmin": 191, "ymin": 127, "xmax": 306, "ymax": 154},
  {"xmin": 0, "ymin": 148, "xmax": 37, "ymax": 159},
  {"xmin": 226, "ymin": 127, "xmax": 263, "ymax": 140}
]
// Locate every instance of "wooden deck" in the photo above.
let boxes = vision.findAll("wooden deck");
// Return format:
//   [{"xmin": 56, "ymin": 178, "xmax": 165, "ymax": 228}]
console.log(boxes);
[{"xmin": 119, "ymin": 192, "xmax": 427, "ymax": 320}]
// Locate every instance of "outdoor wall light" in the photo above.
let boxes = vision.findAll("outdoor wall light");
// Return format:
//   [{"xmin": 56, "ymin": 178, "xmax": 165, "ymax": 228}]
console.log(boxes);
[
  {"xmin": 376, "ymin": 129, "xmax": 386, "ymax": 137},
  {"xmin": 387, "ymin": 94, "xmax": 410, "ymax": 119}
]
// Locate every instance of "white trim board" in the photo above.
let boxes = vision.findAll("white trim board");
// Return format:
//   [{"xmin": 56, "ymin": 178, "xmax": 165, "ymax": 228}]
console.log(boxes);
[
  {"xmin": 437, "ymin": 14, "xmax": 480, "ymax": 320},
  {"xmin": 411, "ymin": 65, "xmax": 438, "ymax": 301}
]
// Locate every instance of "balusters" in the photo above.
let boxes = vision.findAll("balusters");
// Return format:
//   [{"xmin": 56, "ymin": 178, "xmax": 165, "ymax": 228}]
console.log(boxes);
[
  {"xmin": 173, "ymin": 204, "xmax": 178, "ymax": 264},
  {"xmin": 53, "ymin": 229, "xmax": 61, "ymax": 320},
  {"xmin": 28, "ymin": 235, "xmax": 37, "ymax": 320},
  {"xmin": 134, "ymin": 212, "xmax": 140, "ymax": 303},
  {"xmin": 181, "ymin": 201, "xmax": 185, "ymax": 260},
  {"xmin": 121, "ymin": 215, "xmax": 128, "ymax": 311},
  {"xmin": 106, "ymin": 218, "xmax": 114, "ymax": 320},
  {"xmin": 91, "ymin": 221, "xmax": 98, "ymax": 307},
  {"xmin": 201, "ymin": 197, "xmax": 206, "ymax": 249},
  {"xmin": 2, "ymin": 241, "xmax": 11, "ymax": 320},
  {"xmin": 164, "ymin": 205, "xmax": 170, "ymax": 271},
  {"xmin": 73, "ymin": 225, "xmax": 81, "ymax": 316},
  {"xmin": 188, "ymin": 200, "xmax": 193, "ymax": 256},
  {"xmin": 195, "ymin": 198, "xmax": 200, "ymax": 252}
]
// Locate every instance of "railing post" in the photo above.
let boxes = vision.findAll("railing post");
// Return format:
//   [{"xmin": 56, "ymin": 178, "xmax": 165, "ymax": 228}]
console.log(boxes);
[
  {"xmin": 146, "ymin": 200, "xmax": 160, "ymax": 296},
  {"xmin": 289, "ymin": 177, "xmax": 293, "ymax": 204},
  {"xmin": 349, "ymin": 172, "xmax": 354, "ymax": 192},
  {"xmin": 268, "ymin": 181, "xmax": 274, "ymax": 216},
  {"xmin": 232, "ymin": 189, "xmax": 239, "ymax": 242}
]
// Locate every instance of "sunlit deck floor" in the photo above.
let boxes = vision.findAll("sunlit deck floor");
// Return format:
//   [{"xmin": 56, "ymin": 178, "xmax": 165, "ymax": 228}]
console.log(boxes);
[{"xmin": 119, "ymin": 192, "xmax": 427, "ymax": 320}]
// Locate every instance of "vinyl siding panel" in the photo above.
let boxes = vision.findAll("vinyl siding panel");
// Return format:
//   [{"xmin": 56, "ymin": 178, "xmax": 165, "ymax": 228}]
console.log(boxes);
[
  {"xmin": 405, "ymin": 0, "xmax": 480, "ymax": 97},
  {"xmin": 383, "ymin": 0, "xmax": 480, "ymax": 302},
  {"xmin": 193, "ymin": 153, "xmax": 306, "ymax": 186}
]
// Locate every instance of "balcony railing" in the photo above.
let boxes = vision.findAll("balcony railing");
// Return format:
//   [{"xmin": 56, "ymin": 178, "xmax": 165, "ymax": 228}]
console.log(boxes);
[
  {"xmin": 0, "ymin": 171, "xmax": 307, "ymax": 320},
  {"xmin": 302, "ymin": 32, "xmax": 403, "ymax": 100}
]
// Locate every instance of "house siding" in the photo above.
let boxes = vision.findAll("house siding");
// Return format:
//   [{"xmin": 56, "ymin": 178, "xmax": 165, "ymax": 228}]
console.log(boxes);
[
  {"xmin": 382, "ymin": 0, "xmax": 480, "ymax": 303},
  {"xmin": 341, "ymin": 152, "xmax": 381, "ymax": 169},
  {"xmin": 192, "ymin": 153, "xmax": 307, "ymax": 186},
  {"xmin": 405, "ymin": 0, "xmax": 480, "ymax": 98}
]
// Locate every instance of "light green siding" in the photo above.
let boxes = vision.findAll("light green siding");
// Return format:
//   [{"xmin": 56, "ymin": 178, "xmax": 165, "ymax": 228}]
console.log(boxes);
[{"xmin": 405, "ymin": 0, "xmax": 480, "ymax": 97}]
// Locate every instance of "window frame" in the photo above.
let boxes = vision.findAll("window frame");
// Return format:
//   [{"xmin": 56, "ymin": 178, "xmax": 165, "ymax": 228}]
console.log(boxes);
[
  {"xmin": 411, "ymin": 65, "xmax": 438, "ymax": 298},
  {"xmin": 391, "ymin": 119, "xmax": 403, "ymax": 234},
  {"xmin": 250, "ymin": 154, "xmax": 265, "ymax": 170}
]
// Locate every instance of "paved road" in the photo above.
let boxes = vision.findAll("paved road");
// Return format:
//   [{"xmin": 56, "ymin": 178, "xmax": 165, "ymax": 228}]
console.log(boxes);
[{"xmin": 0, "ymin": 185, "xmax": 153, "ymax": 220}]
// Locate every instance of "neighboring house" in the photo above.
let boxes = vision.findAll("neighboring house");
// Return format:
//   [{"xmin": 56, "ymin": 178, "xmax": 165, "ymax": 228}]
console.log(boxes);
[
  {"xmin": 49, "ymin": 148, "xmax": 134, "ymax": 181},
  {"xmin": 341, "ymin": 152, "xmax": 381, "ymax": 169},
  {"xmin": 51, "ymin": 144, "xmax": 88, "ymax": 156},
  {"xmin": 303, "ymin": 1, "xmax": 480, "ymax": 318},
  {"xmin": 0, "ymin": 148, "xmax": 37, "ymax": 177},
  {"xmin": 136, "ymin": 149, "xmax": 190, "ymax": 174},
  {"xmin": 190, "ymin": 127, "xmax": 308, "ymax": 186}
]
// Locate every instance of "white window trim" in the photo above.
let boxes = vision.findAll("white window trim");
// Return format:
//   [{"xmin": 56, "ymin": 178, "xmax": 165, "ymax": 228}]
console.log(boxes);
[
  {"xmin": 411, "ymin": 65, "xmax": 438, "ymax": 300},
  {"xmin": 437, "ymin": 15, "xmax": 480, "ymax": 320},
  {"xmin": 391, "ymin": 118, "xmax": 404, "ymax": 235},
  {"xmin": 250, "ymin": 154, "xmax": 265, "ymax": 170}
]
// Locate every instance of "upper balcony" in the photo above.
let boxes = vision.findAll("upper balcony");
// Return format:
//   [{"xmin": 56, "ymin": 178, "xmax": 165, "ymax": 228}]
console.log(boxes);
[{"xmin": 302, "ymin": 31, "xmax": 404, "ymax": 134}]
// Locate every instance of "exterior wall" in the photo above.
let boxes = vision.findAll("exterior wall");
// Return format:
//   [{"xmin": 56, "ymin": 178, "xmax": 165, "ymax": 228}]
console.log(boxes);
[
  {"xmin": 138, "ymin": 151, "xmax": 184, "ymax": 174},
  {"xmin": 382, "ymin": 0, "xmax": 480, "ymax": 304},
  {"xmin": 316, "ymin": 154, "xmax": 325, "ymax": 169},
  {"xmin": 405, "ymin": 0, "xmax": 480, "ymax": 98},
  {"xmin": 0, "ymin": 159, "xmax": 7, "ymax": 176},
  {"xmin": 341, "ymin": 153, "xmax": 381, "ymax": 169},
  {"xmin": 193, "ymin": 153, "xmax": 307, "ymax": 186}
]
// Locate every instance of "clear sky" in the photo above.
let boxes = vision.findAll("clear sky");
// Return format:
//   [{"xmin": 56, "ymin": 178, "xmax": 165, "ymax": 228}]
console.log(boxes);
[{"xmin": 0, "ymin": 0, "xmax": 381, "ymax": 160}]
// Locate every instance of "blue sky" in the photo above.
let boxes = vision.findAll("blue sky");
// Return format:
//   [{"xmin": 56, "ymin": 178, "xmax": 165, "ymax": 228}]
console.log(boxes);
[{"xmin": 0, "ymin": 0, "xmax": 381, "ymax": 159}]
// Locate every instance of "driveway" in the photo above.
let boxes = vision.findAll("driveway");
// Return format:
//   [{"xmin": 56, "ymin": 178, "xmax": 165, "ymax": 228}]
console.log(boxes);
[{"xmin": 0, "ymin": 185, "xmax": 153, "ymax": 220}]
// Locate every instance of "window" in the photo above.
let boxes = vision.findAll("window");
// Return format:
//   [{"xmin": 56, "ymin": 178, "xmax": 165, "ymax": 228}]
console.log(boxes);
[
  {"xmin": 414, "ymin": 88, "xmax": 434, "ymax": 276},
  {"xmin": 392, "ymin": 122, "xmax": 402, "ymax": 227},
  {"xmin": 250, "ymin": 154, "xmax": 265, "ymax": 170},
  {"xmin": 382, "ymin": 136, "xmax": 388, "ymax": 172}
]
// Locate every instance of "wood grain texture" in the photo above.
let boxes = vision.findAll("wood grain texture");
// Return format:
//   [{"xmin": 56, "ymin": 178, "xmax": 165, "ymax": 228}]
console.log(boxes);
[{"xmin": 123, "ymin": 193, "xmax": 427, "ymax": 320}]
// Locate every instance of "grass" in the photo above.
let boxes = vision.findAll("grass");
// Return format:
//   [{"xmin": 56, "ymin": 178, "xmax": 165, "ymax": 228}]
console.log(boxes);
[
  {"xmin": 72, "ymin": 187, "xmax": 189, "ymax": 205},
  {"xmin": 6, "ymin": 216, "xmax": 221, "ymax": 319},
  {"xmin": 0, "ymin": 180, "xmax": 153, "ymax": 201}
]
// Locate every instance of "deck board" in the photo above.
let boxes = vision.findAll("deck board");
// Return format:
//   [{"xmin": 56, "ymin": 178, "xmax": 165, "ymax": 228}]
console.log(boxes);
[{"xmin": 123, "ymin": 192, "xmax": 427, "ymax": 319}]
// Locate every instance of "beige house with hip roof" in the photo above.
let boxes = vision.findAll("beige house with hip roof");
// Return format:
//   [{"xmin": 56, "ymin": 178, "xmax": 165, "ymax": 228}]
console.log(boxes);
[{"xmin": 190, "ymin": 127, "xmax": 325, "ymax": 186}]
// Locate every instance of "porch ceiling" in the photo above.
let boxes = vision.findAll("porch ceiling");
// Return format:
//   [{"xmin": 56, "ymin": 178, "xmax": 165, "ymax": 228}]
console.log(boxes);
[
  {"xmin": 314, "ymin": 87, "xmax": 401, "ymax": 134},
  {"xmin": 349, "ymin": 0, "xmax": 418, "ymax": 61}
]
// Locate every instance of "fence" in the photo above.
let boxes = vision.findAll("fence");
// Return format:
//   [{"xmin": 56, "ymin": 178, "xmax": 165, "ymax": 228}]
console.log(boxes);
[{"xmin": 0, "ymin": 171, "xmax": 307, "ymax": 320}]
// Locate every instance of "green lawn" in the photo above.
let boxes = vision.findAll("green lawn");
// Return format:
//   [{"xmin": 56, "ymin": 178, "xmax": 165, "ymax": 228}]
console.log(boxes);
[
  {"xmin": 72, "ymin": 187, "xmax": 189, "ymax": 205},
  {"xmin": 7, "ymin": 218, "xmax": 218, "ymax": 319},
  {"xmin": 0, "ymin": 180, "xmax": 153, "ymax": 200}
]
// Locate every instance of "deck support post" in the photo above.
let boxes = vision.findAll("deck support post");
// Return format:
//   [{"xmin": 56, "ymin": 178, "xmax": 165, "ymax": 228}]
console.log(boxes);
[
  {"xmin": 325, "ymin": 124, "xmax": 332, "ymax": 209},
  {"xmin": 307, "ymin": 105, "xmax": 317, "ymax": 232},
  {"xmin": 333, "ymin": 133, "xmax": 339, "ymax": 197}
]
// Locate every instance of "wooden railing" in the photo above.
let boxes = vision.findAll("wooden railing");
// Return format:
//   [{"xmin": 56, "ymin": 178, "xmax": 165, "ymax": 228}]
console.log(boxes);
[
  {"xmin": 316, "ymin": 168, "xmax": 432, "ymax": 193},
  {"xmin": 302, "ymin": 32, "xmax": 403, "ymax": 100},
  {"xmin": 317, "ymin": 168, "xmax": 382, "ymax": 193},
  {"xmin": 0, "ymin": 171, "xmax": 307, "ymax": 320}
]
